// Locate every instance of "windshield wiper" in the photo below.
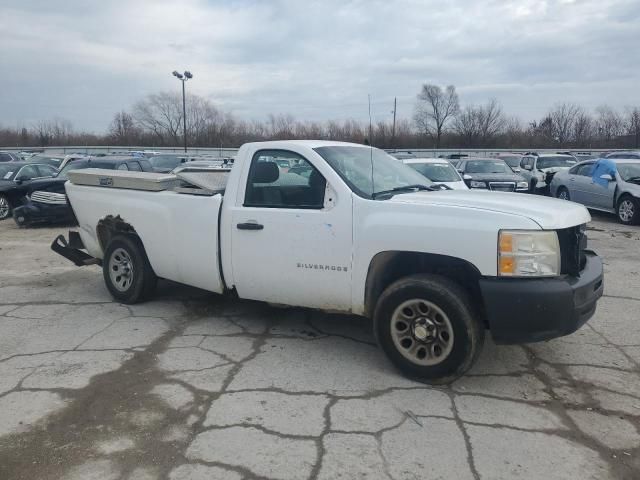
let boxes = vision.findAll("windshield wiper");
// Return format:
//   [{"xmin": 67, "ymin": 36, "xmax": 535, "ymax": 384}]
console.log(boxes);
[
  {"xmin": 372, "ymin": 184, "xmax": 444, "ymax": 199},
  {"xmin": 625, "ymin": 176, "xmax": 640, "ymax": 183}
]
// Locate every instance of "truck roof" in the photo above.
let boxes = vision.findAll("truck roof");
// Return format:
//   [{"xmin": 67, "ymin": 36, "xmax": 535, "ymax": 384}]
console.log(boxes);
[{"xmin": 244, "ymin": 140, "xmax": 372, "ymax": 149}]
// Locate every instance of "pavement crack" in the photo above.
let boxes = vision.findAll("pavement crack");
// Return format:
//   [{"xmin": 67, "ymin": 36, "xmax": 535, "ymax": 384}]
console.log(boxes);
[{"xmin": 446, "ymin": 388, "xmax": 481, "ymax": 480}]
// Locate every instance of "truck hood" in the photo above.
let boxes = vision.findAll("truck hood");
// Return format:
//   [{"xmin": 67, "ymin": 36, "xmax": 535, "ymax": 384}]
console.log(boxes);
[{"xmin": 387, "ymin": 190, "xmax": 591, "ymax": 229}]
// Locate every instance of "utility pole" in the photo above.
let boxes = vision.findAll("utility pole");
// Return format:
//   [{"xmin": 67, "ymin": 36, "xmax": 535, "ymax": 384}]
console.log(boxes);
[{"xmin": 391, "ymin": 97, "xmax": 397, "ymax": 149}]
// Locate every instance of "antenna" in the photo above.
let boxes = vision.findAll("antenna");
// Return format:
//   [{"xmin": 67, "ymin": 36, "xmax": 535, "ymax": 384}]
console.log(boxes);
[{"xmin": 368, "ymin": 94, "xmax": 374, "ymax": 197}]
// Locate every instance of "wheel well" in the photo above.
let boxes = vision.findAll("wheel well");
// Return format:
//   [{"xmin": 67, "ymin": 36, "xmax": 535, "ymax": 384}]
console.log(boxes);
[
  {"xmin": 364, "ymin": 251, "xmax": 486, "ymax": 323},
  {"xmin": 96, "ymin": 215, "xmax": 138, "ymax": 253}
]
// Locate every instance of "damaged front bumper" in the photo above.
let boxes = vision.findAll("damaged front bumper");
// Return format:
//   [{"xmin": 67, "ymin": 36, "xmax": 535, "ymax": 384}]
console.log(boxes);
[{"xmin": 51, "ymin": 231, "xmax": 101, "ymax": 267}]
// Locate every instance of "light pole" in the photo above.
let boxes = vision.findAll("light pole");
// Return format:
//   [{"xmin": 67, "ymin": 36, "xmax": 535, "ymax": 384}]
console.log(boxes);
[{"xmin": 172, "ymin": 70, "xmax": 193, "ymax": 153}]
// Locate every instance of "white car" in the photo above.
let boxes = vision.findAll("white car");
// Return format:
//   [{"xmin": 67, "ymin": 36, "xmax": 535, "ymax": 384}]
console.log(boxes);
[
  {"xmin": 518, "ymin": 153, "xmax": 577, "ymax": 193},
  {"xmin": 401, "ymin": 158, "xmax": 468, "ymax": 190},
  {"xmin": 53, "ymin": 140, "xmax": 603, "ymax": 383}
]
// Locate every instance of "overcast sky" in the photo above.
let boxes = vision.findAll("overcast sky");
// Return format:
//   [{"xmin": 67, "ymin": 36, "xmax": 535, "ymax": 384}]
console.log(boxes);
[{"xmin": 1, "ymin": 0, "xmax": 639, "ymax": 132}]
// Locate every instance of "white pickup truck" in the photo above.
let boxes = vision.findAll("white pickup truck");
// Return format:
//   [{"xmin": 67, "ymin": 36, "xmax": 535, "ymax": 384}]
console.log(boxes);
[{"xmin": 53, "ymin": 141, "xmax": 604, "ymax": 383}]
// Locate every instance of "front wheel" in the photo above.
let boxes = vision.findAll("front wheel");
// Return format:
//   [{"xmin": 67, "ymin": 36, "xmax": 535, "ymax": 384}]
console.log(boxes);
[
  {"xmin": 556, "ymin": 187, "xmax": 570, "ymax": 201},
  {"xmin": 374, "ymin": 274, "xmax": 484, "ymax": 384},
  {"xmin": 103, "ymin": 235, "xmax": 157, "ymax": 304},
  {"xmin": 0, "ymin": 194, "xmax": 11, "ymax": 220},
  {"xmin": 617, "ymin": 196, "xmax": 639, "ymax": 225}
]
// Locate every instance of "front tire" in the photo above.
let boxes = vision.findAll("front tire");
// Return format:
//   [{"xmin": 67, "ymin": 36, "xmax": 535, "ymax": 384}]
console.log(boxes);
[
  {"xmin": 617, "ymin": 195, "xmax": 639, "ymax": 225},
  {"xmin": 103, "ymin": 235, "xmax": 157, "ymax": 304},
  {"xmin": 374, "ymin": 274, "xmax": 484, "ymax": 384},
  {"xmin": 0, "ymin": 194, "xmax": 11, "ymax": 220},
  {"xmin": 556, "ymin": 187, "xmax": 570, "ymax": 201}
]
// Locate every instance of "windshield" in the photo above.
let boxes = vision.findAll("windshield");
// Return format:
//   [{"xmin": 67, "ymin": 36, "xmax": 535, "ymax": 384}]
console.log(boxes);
[
  {"xmin": 407, "ymin": 162, "xmax": 460, "ymax": 182},
  {"xmin": 0, "ymin": 164, "xmax": 17, "ymax": 180},
  {"xmin": 150, "ymin": 155, "xmax": 184, "ymax": 169},
  {"xmin": 314, "ymin": 146, "xmax": 432, "ymax": 198},
  {"xmin": 500, "ymin": 156, "xmax": 522, "ymax": 168},
  {"xmin": 466, "ymin": 160, "xmax": 510, "ymax": 174},
  {"xmin": 618, "ymin": 163, "xmax": 640, "ymax": 183},
  {"xmin": 537, "ymin": 156, "xmax": 576, "ymax": 169}
]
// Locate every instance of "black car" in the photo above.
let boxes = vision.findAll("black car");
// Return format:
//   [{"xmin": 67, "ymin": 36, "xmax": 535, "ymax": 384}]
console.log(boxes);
[
  {"xmin": 456, "ymin": 158, "xmax": 529, "ymax": 192},
  {"xmin": 12, "ymin": 157, "xmax": 154, "ymax": 227},
  {"xmin": 0, "ymin": 162, "xmax": 58, "ymax": 220}
]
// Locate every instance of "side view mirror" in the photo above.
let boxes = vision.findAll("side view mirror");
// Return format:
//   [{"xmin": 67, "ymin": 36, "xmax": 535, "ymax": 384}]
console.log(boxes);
[
  {"xmin": 463, "ymin": 174, "xmax": 472, "ymax": 180},
  {"xmin": 599, "ymin": 174, "xmax": 614, "ymax": 181},
  {"xmin": 15, "ymin": 176, "xmax": 27, "ymax": 184},
  {"xmin": 457, "ymin": 169, "xmax": 463, "ymax": 174}
]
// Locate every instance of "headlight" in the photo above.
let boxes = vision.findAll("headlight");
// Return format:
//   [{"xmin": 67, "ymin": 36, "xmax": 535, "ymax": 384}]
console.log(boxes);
[
  {"xmin": 498, "ymin": 230, "xmax": 560, "ymax": 277},
  {"xmin": 516, "ymin": 181, "xmax": 528, "ymax": 190},
  {"xmin": 470, "ymin": 181, "xmax": 486, "ymax": 188}
]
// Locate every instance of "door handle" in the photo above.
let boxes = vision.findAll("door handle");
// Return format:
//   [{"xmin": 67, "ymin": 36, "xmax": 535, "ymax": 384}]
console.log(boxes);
[{"xmin": 237, "ymin": 222, "xmax": 264, "ymax": 230}]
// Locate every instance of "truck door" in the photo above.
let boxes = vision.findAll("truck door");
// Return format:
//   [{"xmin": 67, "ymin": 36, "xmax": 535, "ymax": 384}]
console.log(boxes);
[{"xmin": 229, "ymin": 149, "xmax": 353, "ymax": 311}]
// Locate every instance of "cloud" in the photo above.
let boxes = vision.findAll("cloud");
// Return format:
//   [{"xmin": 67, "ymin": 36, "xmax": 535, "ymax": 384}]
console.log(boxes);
[{"xmin": 0, "ymin": 0, "xmax": 638, "ymax": 133}]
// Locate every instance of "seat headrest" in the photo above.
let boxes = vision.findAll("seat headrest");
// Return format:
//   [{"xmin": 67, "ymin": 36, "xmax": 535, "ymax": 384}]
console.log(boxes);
[{"xmin": 253, "ymin": 162, "xmax": 279, "ymax": 183}]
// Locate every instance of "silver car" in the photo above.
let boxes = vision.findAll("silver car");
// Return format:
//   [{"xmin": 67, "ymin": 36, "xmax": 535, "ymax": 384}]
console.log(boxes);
[{"xmin": 550, "ymin": 158, "xmax": 640, "ymax": 225}]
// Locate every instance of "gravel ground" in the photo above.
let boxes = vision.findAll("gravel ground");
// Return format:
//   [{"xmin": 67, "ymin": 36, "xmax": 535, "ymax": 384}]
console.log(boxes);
[{"xmin": 0, "ymin": 211, "xmax": 638, "ymax": 480}]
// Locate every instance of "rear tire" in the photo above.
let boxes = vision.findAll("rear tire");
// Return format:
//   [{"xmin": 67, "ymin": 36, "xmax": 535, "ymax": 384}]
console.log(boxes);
[
  {"xmin": 102, "ymin": 235, "xmax": 157, "ymax": 304},
  {"xmin": 0, "ymin": 194, "xmax": 11, "ymax": 220},
  {"xmin": 373, "ymin": 274, "xmax": 484, "ymax": 384},
  {"xmin": 556, "ymin": 187, "xmax": 570, "ymax": 201},
  {"xmin": 617, "ymin": 195, "xmax": 639, "ymax": 225}
]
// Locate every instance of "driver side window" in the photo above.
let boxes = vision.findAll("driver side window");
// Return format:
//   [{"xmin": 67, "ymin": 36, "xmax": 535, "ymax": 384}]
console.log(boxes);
[{"xmin": 244, "ymin": 150, "xmax": 326, "ymax": 209}]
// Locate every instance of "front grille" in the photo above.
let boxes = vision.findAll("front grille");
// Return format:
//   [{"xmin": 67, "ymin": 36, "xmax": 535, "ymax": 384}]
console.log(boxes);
[
  {"xmin": 488, "ymin": 182, "xmax": 516, "ymax": 192},
  {"xmin": 557, "ymin": 224, "xmax": 587, "ymax": 276},
  {"xmin": 30, "ymin": 191, "xmax": 68, "ymax": 205}
]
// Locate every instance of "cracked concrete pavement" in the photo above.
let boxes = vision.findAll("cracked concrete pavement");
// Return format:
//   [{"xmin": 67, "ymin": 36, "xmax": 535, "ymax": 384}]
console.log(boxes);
[{"xmin": 0, "ymin": 211, "xmax": 639, "ymax": 480}]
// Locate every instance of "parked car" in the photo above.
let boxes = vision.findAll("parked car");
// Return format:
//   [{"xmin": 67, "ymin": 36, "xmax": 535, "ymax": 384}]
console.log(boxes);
[
  {"xmin": 402, "ymin": 158, "xmax": 468, "ymax": 189},
  {"xmin": 519, "ymin": 153, "xmax": 577, "ymax": 193},
  {"xmin": 53, "ymin": 140, "xmax": 603, "ymax": 383},
  {"xmin": 0, "ymin": 162, "xmax": 58, "ymax": 220},
  {"xmin": 606, "ymin": 151, "xmax": 640, "ymax": 160},
  {"xmin": 149, "ymin": 154, "xmax": 198, "ymax": 173},
  {"xmin": 495, "ymin": 153, "xmax": 523, "ymax": 173},
  {"xmin": 13, "ymin": 157, "xmax": 154, "ymax": 227},
  {"xmin": 0, "ymin": 151, "xmax": 24, "ymax": 162},
  {"xmin": 456, "ymin": 158, "xmax": 528, "ymax": 192},
  {"xmin": 551, "ymin": 158, "xmax": 640, "ymax": 224}
]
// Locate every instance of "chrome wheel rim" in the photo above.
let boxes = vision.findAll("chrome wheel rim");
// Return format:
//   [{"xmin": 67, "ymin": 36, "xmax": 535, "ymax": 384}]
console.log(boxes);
[
  {"xmin": 390, "ymin": 299, "xmax": 454, "ymax": 366},
  {"xmin": 558, "ymin": 190, "xmax": 569, "ymax": 200},
  {"xmin": 619, "ymin": 200, "xmax": 634, "ymax": 222},
  {"xmin": 108, "ymin": 248, "xmax": 134, "ymax": 292},
  {"xmin": 0, "ymin": 196, "xmax": 9, "ymax": 219}
]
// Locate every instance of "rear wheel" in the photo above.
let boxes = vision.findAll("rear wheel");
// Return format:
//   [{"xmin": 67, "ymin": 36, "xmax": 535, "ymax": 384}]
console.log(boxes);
[
  {"xmin": 374, "ymin": 274, "xmax": 484, "ymax": 384},
  {"xmin": 103, "ymin": 235, "xmax": 157, "ymax": 304},
  {"xmin": 617, "ymin": 195, "xmax": 639, "ymax": 225},
  {"xmin": 0, "ymin": 194, "xmax": 10, "ymax": 220},
  {"xmin": 556, "ymin": 187, "xmax": 570, "ymax": 201}
]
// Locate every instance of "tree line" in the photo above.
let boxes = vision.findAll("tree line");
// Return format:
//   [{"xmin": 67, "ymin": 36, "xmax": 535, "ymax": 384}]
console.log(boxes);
[{"xmin": 1, "ymin": 84, "xmax": 639, "ymax": 150}]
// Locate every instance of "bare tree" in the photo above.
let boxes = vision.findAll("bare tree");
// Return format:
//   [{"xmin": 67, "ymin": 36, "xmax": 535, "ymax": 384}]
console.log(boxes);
[
  {"xmin": 413, "ymin": 84, "xmax": 459, "ymax": 148},
  {"xmin": 548, "ymin": 103, "xmax": 581, "ymax": 147},
  {"xmin": 453, "ymin": 99, "xmax": 504, "ymax": 147},
  {"xmin": 573, "ymin": 111, "xmax": 595, "ymax": 147},
  {"xmin": 109, "ymin": 111, "xmax": 138, "ymax": 145},
  {"xmin": 625, "ymin": 106, "xmax": 640, "ymax": 149},
  {"xmin": 596, "ymin": 105, "xmax": 624, "ymax": 145}
]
